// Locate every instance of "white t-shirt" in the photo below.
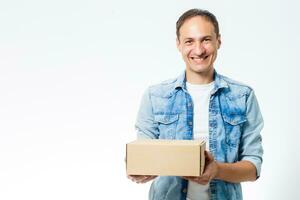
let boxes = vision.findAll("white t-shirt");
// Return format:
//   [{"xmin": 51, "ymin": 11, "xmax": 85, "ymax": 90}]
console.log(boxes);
[{"xmin": 185, "ymin": 81, "xmax": 214, "ymax": 200}]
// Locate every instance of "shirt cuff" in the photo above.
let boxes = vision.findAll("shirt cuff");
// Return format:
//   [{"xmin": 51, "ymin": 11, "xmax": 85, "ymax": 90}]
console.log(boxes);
[{"xmin": 241, "ymin": 156, "xmax": 262, "ymax": 179}]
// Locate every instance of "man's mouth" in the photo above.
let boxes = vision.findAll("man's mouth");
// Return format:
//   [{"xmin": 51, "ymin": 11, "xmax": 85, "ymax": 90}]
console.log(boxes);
[{"xmin": 190, "ymin": 55, "xmax": 209, "ymax": 63}]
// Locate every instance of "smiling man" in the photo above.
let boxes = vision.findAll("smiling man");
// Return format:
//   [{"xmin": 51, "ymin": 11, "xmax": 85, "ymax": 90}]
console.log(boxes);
[{"xmin": 127, "ymin": 9, "xmax": 264, "ymax": 200}]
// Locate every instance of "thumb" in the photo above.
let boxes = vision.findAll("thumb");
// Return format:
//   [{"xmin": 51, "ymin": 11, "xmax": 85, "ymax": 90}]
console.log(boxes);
[{"xmin": 205, "ymin": 151, "xmax": 214, "ymax": 162}]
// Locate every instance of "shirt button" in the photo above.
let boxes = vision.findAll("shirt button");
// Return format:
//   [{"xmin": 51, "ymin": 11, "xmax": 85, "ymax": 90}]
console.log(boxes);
[
  {"xmin": 188, "ymin": 103, "xmax": 192, "ymax": 107},
  {"xmin": 189, "ymin": 121, "xmax": 193, "ymax": 126},
  {"xmin": 182, "ymin": 188, "xmax": 187, "ymax": 193}
]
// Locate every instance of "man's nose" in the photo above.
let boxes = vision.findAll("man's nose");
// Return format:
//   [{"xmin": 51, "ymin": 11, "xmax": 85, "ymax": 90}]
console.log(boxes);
[{"xmin": 194, "ymin": 42, "xmax": 205, "ymax": 55}]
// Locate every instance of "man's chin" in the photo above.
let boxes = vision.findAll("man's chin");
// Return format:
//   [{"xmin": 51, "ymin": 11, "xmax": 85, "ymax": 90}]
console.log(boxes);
[{"xmin": 189, "ymin": 65, "xmax": 211, "ymax": 73}]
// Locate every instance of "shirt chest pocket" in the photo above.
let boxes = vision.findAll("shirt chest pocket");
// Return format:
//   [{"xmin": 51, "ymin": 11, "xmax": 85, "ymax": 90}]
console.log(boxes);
[
  {"xmin": 223, "ymin": 114, "xmax": 246, "ymax": 147},
  {"xmin": 154, "ymin": 114, "xmax": 179, "ymax": 139},
  {"xmin": 221, "ymin": 95, "xmax": 247, "ymax": 148}
]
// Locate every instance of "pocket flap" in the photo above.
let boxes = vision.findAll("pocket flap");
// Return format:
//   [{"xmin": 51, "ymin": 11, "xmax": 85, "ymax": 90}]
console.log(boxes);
[
  {"xmin": 221, "ymin": 94, "xmax": 247, "ymax": 125},
  {"xmin": 223, "ymin": 114, "xmax": 246, "ymax": 125},
  {"xmin": 154, "ymin": 114, "xmax": 179, "ymax": 124}
]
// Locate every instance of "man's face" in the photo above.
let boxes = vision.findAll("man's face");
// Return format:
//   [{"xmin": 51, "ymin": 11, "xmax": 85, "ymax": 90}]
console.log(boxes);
[{"xmin": 176, "ymin": 16, "xmax": 221, "ymax": 75}]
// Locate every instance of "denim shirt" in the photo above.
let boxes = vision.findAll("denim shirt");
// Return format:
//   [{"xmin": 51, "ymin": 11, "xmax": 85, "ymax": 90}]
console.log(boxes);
[{"xmin": 135, "ymin": 70, "xmax": 264, "ymax": 200}]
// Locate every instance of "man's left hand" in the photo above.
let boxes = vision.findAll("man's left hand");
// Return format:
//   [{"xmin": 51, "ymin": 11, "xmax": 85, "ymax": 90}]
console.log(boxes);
[{"xmin": 182, "ymin": 151, "xmax": 219, "ymax": 185}]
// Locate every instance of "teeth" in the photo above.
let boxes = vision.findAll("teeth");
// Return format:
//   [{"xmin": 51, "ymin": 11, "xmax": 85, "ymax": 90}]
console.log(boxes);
[{"xmin": 191, "ymin": 56, "xmax": 207, "ymax": 64}]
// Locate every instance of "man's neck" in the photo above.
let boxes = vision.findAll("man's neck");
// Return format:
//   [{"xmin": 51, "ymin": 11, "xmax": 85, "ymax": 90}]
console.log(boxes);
[{"xmin": 186, "ymin": 68, "xmax": 214, "ymax": 84}]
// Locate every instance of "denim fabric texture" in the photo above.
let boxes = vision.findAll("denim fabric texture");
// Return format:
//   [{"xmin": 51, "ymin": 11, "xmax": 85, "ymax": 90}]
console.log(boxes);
[{"xmin": 135, "ymin": 70, "xmax": 264, "ymax": 200}]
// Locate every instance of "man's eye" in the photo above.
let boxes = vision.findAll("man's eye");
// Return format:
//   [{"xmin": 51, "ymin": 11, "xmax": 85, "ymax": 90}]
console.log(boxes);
[
  {"xmin": 185, "ymin": 41, "xmax": 192, "ymax": 44},
  {"xmin": 204, "ymin": 38, "xmax": 211, "ymax": 42}
]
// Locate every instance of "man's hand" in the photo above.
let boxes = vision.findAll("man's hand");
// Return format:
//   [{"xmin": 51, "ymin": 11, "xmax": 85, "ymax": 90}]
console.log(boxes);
[
  {"xmin": 125, "ymin": 155, "xmax": 157, "ymax": 184},
  {"xmin": 182, "ymin": 151, "xmax": 219, "ymax": 185},
  {"xmin": 127, "ymin": 175, "xmax": 157, "ymax": 184}
]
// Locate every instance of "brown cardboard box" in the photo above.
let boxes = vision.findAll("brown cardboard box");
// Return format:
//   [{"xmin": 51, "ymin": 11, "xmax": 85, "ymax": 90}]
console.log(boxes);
[{"xmin": 126, "ymin": 139, "xmax": 206, "ymax": 176}]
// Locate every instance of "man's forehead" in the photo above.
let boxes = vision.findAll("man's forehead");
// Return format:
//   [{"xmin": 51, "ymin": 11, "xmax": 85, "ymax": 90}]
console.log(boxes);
[
  {"xmin": 181, "ymin": 17, "xmax": 214, "ymax": 31},
  {"xmin": 179, "ymin": 17, "xmax": 215, "ymax": 36},
  {"xmin": 180, "ymin": 27, "xmax": 215, "ymax": 41}
]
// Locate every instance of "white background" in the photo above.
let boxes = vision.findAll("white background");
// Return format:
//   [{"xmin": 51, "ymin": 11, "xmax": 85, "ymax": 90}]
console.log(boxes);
[{"xmin": 1, "ymin": 0, "xmax": 299, "ymax": 199}]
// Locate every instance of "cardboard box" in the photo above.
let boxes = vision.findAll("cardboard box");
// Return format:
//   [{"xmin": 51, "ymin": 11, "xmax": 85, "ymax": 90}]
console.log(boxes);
[{"xmin": 126, "ymin": 139, "xmax": 206, "ymax": 176}]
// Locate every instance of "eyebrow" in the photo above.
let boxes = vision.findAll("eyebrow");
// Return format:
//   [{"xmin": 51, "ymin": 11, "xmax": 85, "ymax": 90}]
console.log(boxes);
[{"xmin": 183, "ymin": 35, "xmax": 212, "ymax": 41}]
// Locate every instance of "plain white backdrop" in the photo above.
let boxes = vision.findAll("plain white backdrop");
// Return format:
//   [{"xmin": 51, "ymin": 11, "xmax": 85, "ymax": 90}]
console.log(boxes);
[{"xmin": 0, "ymin": 0, "xmax": 299, "ymax": 199}]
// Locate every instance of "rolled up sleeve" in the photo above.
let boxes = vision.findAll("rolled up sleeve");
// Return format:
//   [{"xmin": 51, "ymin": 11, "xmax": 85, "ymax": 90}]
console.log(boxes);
[{"xmin": 239, "ymin": 90, "xmax": 264, "ymax": 178}]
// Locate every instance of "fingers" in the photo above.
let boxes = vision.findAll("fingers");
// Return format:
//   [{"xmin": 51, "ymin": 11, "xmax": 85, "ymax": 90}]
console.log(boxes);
[
  {"xmin": 139, "ymin": 175, "xmax": 156, "ymax": 183},
  {"xmin": 182, "ymin": 176, "xmax": 210, "ymax": 185},
  {"xmin": 182, "ymin": 176, "xmax": 193, "ymax": 181},
  {"xmin": 197, "ymin": 179, "xmax": 210, "ymax": 185},
  {"xmin": 127, "ymin": 175, "xmax": 156, "ymax": 184},
  {"xmin": 127, "ymin": 175, "xmax": 144, "ymax": 183}
]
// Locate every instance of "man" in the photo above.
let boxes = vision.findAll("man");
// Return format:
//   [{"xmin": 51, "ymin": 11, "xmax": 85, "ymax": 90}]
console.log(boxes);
[{"xmin": 127, "ymin": 8, "xmax": 263, "ymax": 200}]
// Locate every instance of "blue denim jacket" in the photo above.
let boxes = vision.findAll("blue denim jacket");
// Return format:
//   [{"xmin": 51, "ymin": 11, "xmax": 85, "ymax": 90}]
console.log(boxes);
[{"xmin": 135, "ymin": 71, "xmax": 263, "ymax": 200}]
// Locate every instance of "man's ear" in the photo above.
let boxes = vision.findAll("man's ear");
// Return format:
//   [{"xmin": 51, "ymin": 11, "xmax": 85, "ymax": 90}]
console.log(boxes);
[{"xmin": 217, "ymin": 34, "xmax": 221, "ymax": 49}]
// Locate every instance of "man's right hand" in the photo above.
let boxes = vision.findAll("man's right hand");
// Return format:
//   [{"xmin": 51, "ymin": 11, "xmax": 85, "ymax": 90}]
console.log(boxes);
[{"xmin": 127, "ymin": 175, "xmax": 157, "ymax": 184}]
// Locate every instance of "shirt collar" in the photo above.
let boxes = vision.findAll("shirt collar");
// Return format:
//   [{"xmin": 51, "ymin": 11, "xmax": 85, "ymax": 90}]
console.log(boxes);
[
  {"xmin": 174, "ymin": 70, "xmax": 228, "ymax": 95},
  {"xmin": 211, "ymin": 70, "xmax": 229, "ymax": 95}
]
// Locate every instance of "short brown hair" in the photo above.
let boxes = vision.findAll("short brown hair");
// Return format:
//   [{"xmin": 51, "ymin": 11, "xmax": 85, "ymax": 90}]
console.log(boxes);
[{"xmin": 176, "ymin": 9, "xmax": 220, "ymax": 39}]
